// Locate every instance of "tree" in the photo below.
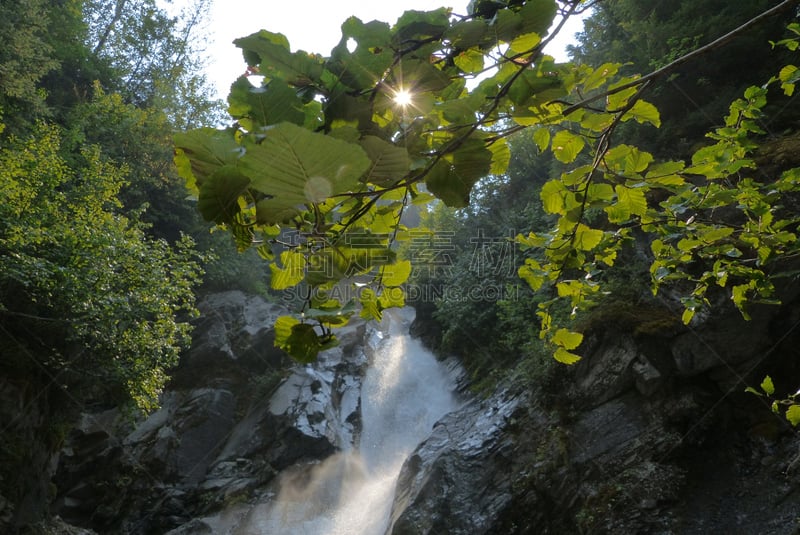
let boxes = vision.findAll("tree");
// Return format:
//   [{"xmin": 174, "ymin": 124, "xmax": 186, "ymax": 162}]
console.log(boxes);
[
  {"xmin": 175, "ymin": 0, "xmax": 800, "ymax": 367},
  {"xmin": 83, "ymin": 0, "xmax": 221, "ymax": 126},
  {"xmin": 0, "ymin": 0, "xmax": 62, "ymax": 130},
  {"xmin": 0, "ymin": 122, "xmax": 203, "ymax": 412}
]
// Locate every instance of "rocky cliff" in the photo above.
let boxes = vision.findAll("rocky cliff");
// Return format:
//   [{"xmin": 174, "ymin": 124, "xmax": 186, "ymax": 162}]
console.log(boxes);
[
  {"xmin": 388, "ymin": 295, "xmax": 800, "ymax": 534},
  {"xmin": 30, "ymin": 289, "xmax": 800, "ymax": 534},
  {"xmin": 50, "ymin": 291, "xmax": 368, "ymax": 534}
]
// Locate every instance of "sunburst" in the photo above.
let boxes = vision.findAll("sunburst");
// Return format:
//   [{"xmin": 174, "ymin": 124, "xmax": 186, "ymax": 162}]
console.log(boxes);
[{"xmin": 393, "ymin": 88, "xmax": 413, "ymax": 107}]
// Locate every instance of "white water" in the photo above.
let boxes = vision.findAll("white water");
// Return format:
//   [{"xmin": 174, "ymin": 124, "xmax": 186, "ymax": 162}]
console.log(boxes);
[{"xmin": 237, "ymin": 312, "xmax": 459, "ymax": 534}]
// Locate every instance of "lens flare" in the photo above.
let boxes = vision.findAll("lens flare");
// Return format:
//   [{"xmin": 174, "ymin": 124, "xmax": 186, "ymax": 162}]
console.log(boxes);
[{"xmin": 393, "ymin": 88, "xmax": 413, "ymax": 106}]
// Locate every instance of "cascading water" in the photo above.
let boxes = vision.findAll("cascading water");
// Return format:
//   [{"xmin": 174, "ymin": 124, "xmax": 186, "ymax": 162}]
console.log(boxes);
[{"xmin": 237, "ymin": 309, "xmax": 459, "ymax": 534}]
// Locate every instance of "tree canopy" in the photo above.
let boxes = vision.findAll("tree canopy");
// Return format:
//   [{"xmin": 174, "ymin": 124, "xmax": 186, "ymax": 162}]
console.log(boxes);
[{"xmin": 0, "ymin": 0, "xmax": 221, "ymax": 412}]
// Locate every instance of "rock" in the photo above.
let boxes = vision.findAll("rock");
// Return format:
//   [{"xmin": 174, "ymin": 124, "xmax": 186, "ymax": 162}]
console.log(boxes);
[
  {"xmin": 51, "ymin": 293, "xmax": 374, "ymax": 533},
  {"xmin": 388, "ymin": 387, "xmax": 528, "ymax": 534}
]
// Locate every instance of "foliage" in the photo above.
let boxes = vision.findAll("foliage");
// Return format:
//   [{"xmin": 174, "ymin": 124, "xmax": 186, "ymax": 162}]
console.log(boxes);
[
  {"xmin": 176, "ymin": 0, "xmax": 800, "ymax": 365},
  {"xmin": 404, "ymin": 133, "xmax": 554, "ymax": 385},
  {"xmin": 0, "ymin": 123, "xmax": 203, "ymax": 411},
  {"xmin": 175, "ymin": 0, "xmax": 587, "ymax": 361},
  {"xmin": 82, "ymin": 0, "xmax": 222, "ymax": 127},
  {"xmin": 0, "ymin": 0, "xmax": 62, "ymax": 126},
  {"xmin": 568, "ymin": 0, "xmax": 797, "ymax": 157},
  {"xmin": 746, "ymin": 375, "xmax": 800, "ymax": 427}
]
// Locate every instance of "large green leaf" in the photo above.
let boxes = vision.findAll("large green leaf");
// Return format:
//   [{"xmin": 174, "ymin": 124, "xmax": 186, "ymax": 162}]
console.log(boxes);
[
  {"xmin": 329, "ymin": 18, "xmax": 394, "ymax": 89},
  {"xmin": 234, "ymin": 30, "xmax": 323, "ymax": 83},
  {"xmin": 394, "ymin": 8, "xmax": 450, "ymax": 44},
  {"xmin": 444, "ymin": 19, "xmax": 491, "ymax": 49},
  {"xmin": 197, "ymin": 167, "xmax": 249, "ymax": 224},
  {"xmin": 551, "ymin": 130, "xmax": 585, "ymax": 164},
  {"xmin": 425, "ymin": 140, "xmax": 492, "ymax": 207},
  {"xmin": 228, "ymin": 77, "xmax": 305, "ymax": 129},
  {"xmin": 270, "ymin": 250, "xmax": 306, "ymax": 290},
  {"xmin": 518, "ymin": 0, "xmax": 557, "ymax": 37},
  {"xmin": 274, "ymin": 315, "xmax": 322, "ymax": 363},
  {"xmin": 551, "ymin": 328, "xmax": 583, "ymax": 350},
  {"xmin": 507, "ymin": 69, "xmax": 563, "ymax": 106},
  {"xmin": 390, "ymin": 59, "xmax": 452, "ymax": 95},
  {"xmin": 174, "ymin": 128, "xmax": 241, "ymax": 191},
  {"xmin": 239, "ymin": 123, "xmax": 371, "ymax": 223},
  {"xmin": 360, "ymin": 136, "xmax": 410, "ymax": 186}
]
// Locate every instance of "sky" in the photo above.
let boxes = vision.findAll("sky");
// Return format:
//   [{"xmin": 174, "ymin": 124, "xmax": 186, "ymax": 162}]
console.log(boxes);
[{"xmin": 183, "ymin": 0, "xmax": 587, "ymax": 100}]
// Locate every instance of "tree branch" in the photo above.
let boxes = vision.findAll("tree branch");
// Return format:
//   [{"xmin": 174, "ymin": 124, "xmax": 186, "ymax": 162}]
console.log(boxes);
[{"xmin": 561, "ymin": 0, "xmax": 800, "ymax": 116}]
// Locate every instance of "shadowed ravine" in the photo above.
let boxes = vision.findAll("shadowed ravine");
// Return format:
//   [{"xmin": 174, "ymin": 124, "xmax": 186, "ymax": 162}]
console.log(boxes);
[{"xmin": 237, "ymin": 311, "xmax": 460, "ymax": 534}]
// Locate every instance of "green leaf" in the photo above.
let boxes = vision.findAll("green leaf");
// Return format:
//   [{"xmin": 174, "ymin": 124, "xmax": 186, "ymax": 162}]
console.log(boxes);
[
  {"xmin": 518, "ymin": 258, "xmax": 545, "ymax": 290},
  {"xmin": 786, "ymin": 404, "xmax": 800, "ymax": 426},
  {"xmin": 551, "ymin": 328, "xmax": 583, "ymax": 350},
  {"xmin": 583, "ymin": 63, "xmax": 620, "ymax": 92},
  {"xmin": 270, "ymin": 250, "xmax": 306, "ymax": 290},
  {"xmin": 174, "ymin": 128, "xmax": 242, "ymax": 190},
  {"xmin": 508, "ymin": 70, "xmax": 563, "ymax": 106},
  {"xmin": 488, "ymin": 138, "xmax": 511, "ymax": 175},
  {"xmin": 623, "ymin": 100, "xmax": 661, "ymax": 127},
  {"xmin": 425, "ymin": 140, "xmax": 492, "ymax": 207},
  {"xmin": 330, "ymin": 18, "xmax": 394, "ymax": 88},
  {"xmin": 360, "ymin": 136, "xmax": 410, "ymax": 187},
  {"xmin": 574, "ymin": 224, "xmax": 604, "ymax": 251},
  {"xmin": 274, "ymin": 315, "xmax": 321, "ymax": 363},
  {"xmin": 454, "ymin": 49, "xmax": 485, "ymax": 73},
  {"xmin": 760, "ymin": 375, "xmax": 775, "ymax": 396},
  {"xmin": 509, "ymin": 32, "xmax": 541, "ymax": 53},
  {"xmin": 491, "ymin": 9, "xmax": 523, "ymax": 42},
  {"xmin": 394, "ymin": 8, "xmax": 450, "ymax": 43},
  {"xmin": 240, "ymin": 123, "xmax": 371, "ymax": 222},
  {"xmin": 554, "ymin": 347, "xmax": 582, "ymax": 365},
  {"xmin": 540, "ymin": 180, "xmax": 567, "ymax": 215},
  {"xmin": 381, "ymin": 259, "xmax": 412, "ymax": 286},
  {"xmin": 359, "ymin": 287, "xmax": 382, "ymax": 321},
  {"xmin": 197, "ymin": 168, "xmax": 250, "ymax": 224},
  {"xmin": 551, "ymin": 130, "xmax": 585, "ymax": 164},
  {"xmin": 615, "ymin": 185, "xmax": 648, "ymax": 218},
  {"xmin": 391, "ymin": 59, "xmax": 452, "ymax": 94},
  {"xmin": 533, "ymin": 128, "xmax": 550, "ymax": 152},
  {"xmin": 234, "ymin": 30, "xmax": 322, "ymax": 83},
  {"xmin": 228, "ymin": 77, "xmax": 305, "ymax": 129},
  {"xmin": 445, "ymin": 19, "xmax": 490, "ymax": 49},
  {"xmin": 518, "ymin": 0, "xmax": 557, "ymax": 37}
]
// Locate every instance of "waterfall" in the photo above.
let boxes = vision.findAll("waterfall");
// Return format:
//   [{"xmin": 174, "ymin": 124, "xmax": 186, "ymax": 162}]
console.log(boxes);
[{"xmin": 237, "ymin": 309, "xmax": 460, "ymax": 534}]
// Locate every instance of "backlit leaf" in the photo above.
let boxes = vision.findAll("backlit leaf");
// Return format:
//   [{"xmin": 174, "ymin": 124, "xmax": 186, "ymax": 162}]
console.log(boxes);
[
  {"xmin": 615, "ymin": 185, "xmax": 648, "ymax": 217},
  {"xmin": 554, "ymin": 347, "xmax": 582, "ymax": 365},
  {"xmin": 381, "ymin": 259, "xmax": 412, "ymax": 287},
  {"xmin": 551, "ymin": 130, "xmax": 585, "ymax": 163},
  {"xmin": 574, "ymin": 224, "xmax": 603, "ymax": 251},
  {"xmin": 241, "ymin": 122, "xmax": 370, "ymax": 214},
  {"xmin": 360, "ymin": 136, "xmax": 410, "ymax": 187},
  {"xmin": 270, "ymin": 250, "xmax": 306, "ymax": 290},
  {"xmin": 760, "ymin": 375, "xmax": 775, "ymax": 396},
  {"xmin": 552, "ymin": 328, "xmax": 583, "ymax": 350},
  {"xmin": 786, "ymin": 405, "xmax": 800, "ymax": 426},
  {"xmin": 274, "ymin": 316, "xmax": 322, "ymax": 363},
  {"xmin": 540, "ymin": 180, "xmax": 567, "ymax": 215},
  {"xmin": 623, "ymin": 100, "xmax": 661, "ymax": 127}
]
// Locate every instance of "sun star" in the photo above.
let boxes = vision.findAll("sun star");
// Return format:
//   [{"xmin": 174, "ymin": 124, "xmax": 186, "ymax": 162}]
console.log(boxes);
[{"xmin": 393, "ymin": 88, "xmax": 413, "ymax": 106}]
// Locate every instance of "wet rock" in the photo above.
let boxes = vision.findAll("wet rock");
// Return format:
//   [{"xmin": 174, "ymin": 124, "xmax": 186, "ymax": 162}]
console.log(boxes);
[
  {"xmin": 388, "ymin": 388, "xmax": 527, "ymax": 534},
  {"xmin": 52, "ymin": 293, "xmax": 373, "ymax": 533}
]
